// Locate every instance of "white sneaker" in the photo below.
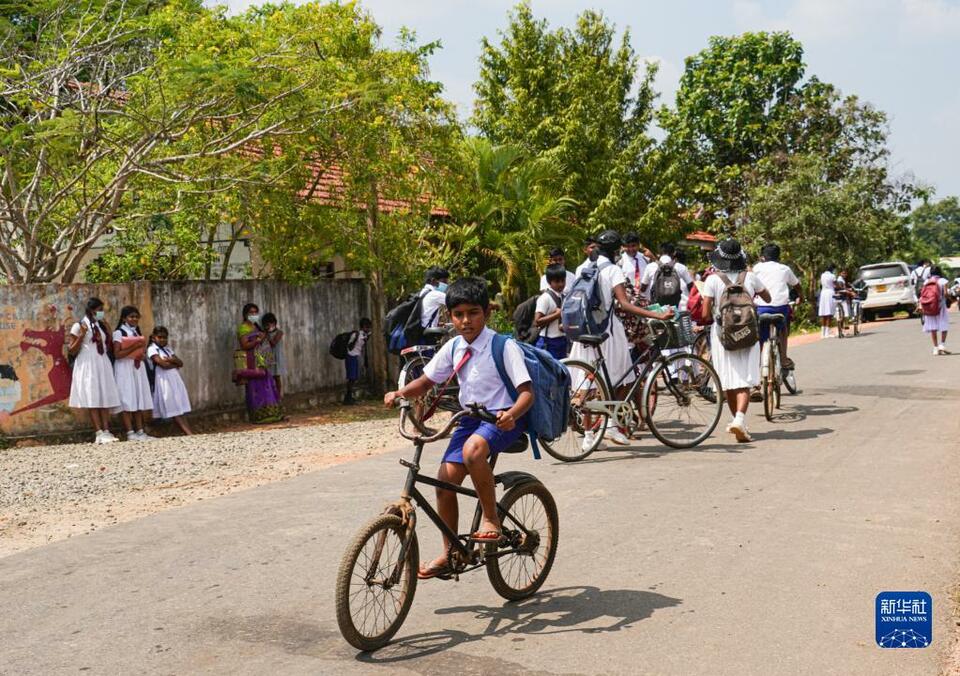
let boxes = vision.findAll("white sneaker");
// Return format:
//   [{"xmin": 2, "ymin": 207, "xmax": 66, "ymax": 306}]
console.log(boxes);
[
  {"xmin": 100, "ymin": 430, "xmax": 118, "ymax": 443},
  {"xmin": 725, "ymin": 419, "xmax": 753, "ymax": 443},
  {"xmin": 607, "ymin": 427, "xmax": 631, "ymax": 446},
  {"xmin": 937, "ymin": 344, "xmax": 950, "ymax": 355},
  {"xmin": 581, "ymin": 431, "xmax": 597, "ymax": 452},
  {"xmin": 933, "ymin": 347, "xmax": 941, "ymax": 356},
  {"xmin": 133, "ymin": 430, "xmax": 155, "ymax": 441},
  {"xmin": 94, "ymin": 430, "xmax": 105, "ymax": 445}
]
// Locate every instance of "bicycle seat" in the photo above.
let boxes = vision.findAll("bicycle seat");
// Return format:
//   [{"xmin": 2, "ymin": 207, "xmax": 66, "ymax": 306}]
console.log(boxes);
[
  {"xmin": 422, "ymin": 327, "xmax": 448, "ymax": 338},
  {"xmin": 758, "ymin": 313, "xmax": 785, "ymax": 324},
  {"xmin": 575, "ymin": 333, "xmax": 609, "ymax": 346}
]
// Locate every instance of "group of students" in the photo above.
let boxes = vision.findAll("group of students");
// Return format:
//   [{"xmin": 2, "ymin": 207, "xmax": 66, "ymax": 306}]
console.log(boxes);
[{"xmin": 67, "ymin": 298, "xmax": 192, "ymax": 444}]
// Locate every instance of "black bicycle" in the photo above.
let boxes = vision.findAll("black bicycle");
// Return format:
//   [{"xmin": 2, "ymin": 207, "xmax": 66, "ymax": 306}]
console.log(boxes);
[
  {"xmin": 540, "ymin": 315, "xmax": 723, "ymax": 461},
  {"xmin": 335, "ymin": 402, "xmax": 559, "ymax": 652}
]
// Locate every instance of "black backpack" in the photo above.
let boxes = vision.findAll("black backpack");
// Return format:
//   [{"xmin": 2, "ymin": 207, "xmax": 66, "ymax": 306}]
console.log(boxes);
[
  {"xmin": 385, "ymin": 293, "xmax": 423, "ymax": 354},
  {"xmin": 329, "ymin": 331, "xmax": 358, "ymax": 360},
  {"xmin": 652, "ymin": 263, "xmax": 683, "ymax": 306},
  {"xmin": 514, "ymin": 290, "xmax": 562, "ymax": 343}
]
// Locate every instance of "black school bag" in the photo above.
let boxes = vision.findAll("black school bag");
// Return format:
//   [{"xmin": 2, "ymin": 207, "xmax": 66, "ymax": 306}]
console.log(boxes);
[
  {"xmin": 329, "ymin": 331, "xmax": 358, "ymax": 360},
  {"xmin": 384, "ymin": 293, "xmax": 423, "ymax": 354},
  {"xmin": 513, "ymin": 293, "xmax": 541, "ymax": 343},
  {"xmin": 652, "ymin": 263, "xmax": 683, "ymax": 306}
]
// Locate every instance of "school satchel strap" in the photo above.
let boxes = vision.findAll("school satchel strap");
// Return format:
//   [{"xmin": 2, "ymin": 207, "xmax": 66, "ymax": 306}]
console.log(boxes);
[{"xmin": 490, "ymin": 334, "xmax": 541, "ymax": 460}]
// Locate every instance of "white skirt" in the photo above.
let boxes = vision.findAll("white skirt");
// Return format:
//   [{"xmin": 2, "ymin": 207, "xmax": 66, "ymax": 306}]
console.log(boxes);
[
  {"xmin": 153, "ymin": 367, "xmax": 192, "ymax": 419},
  {"xmin": 818, "ymin": 289, "xmax": 836, "ymax": 317},
  {"xmin": 69, "ymin": 349, "xmax": 120, "ymax": 411},
  {"xmin": 710, "ymin": 327, "xmax": 760, "ymax": 390},
  {"xmin": 922, "ymin": 304, "xmax": 950, "ymax": 333},
  {"xmin": 568, "ymin": 314, "xmax": 636, "ymax": 387},
  {"xmin": 114, "ymin": 358, "xmax": 153, "ymax": 412}
]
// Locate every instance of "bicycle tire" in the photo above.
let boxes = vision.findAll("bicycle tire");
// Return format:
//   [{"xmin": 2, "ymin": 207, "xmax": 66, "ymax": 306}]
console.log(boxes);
[
  {"xmin": 853, "ymin": 311, "xmax": 861, "ymax": 336},
  {"xmin": 398, "ymin": 356, "xmax": 456, "ymax": 436},
  {"xmin": 335, "ymin": 514, "xmax": 418, "ymax": 652},
  {"xmin": 783, "ymin": 368, "xmax": 798, "ymax": 395},
  {"xmin": 539, "ymin": 358, "xmax": 608, "ymax": 462},
  {"xmin": 693, "ymin": 328, "xmax": 712, "ymax": 364},
  {"xmin": 486, "ymin": 481, "xmax": 559, "ymax": 601},
  {"xmin": 836, "ymin": 306, "xmax": 845, "ymax": 339},
  {"xmin": 642, "ymin": 352, "xmax": 722, "ymax": 449}
]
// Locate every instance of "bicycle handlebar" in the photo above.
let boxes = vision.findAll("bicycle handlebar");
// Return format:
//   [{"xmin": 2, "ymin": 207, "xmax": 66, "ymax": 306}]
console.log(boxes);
[{"xmin": 397, "ymin": 401, "xmax": 498, "ymax": 443}]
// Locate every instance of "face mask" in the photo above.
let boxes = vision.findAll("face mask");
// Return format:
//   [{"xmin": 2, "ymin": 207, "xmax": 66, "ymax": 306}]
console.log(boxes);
[
  {"xmin": 247, "ymin": 314, "xmax": 261, "ymax": 324},
  {"xmin": 436, "ymin": 282, "xmax": 448, "ymax": 292},
  {"xmin": 94, "ymin": 311, "xmax": 105, "ymax": 321}
]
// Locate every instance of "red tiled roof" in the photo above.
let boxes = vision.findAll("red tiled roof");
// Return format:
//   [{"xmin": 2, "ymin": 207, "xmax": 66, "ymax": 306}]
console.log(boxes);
[{"xmin": 686, "ymin": 230, "xmax": 717, "ymax": 243}]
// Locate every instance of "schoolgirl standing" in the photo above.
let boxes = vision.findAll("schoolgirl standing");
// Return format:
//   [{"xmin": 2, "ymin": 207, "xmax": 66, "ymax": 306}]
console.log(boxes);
[
  {"xmin": 147, "ymin": 326, "xmax": 193, "ymax": 435},
  {"xmin": 921, "ymin": 265, "xmax": 951, "ymax": 355},
  {"xmin": 67, "ymin": 297, "xmax": 121, "ymax": 444},
  {"xmin": 113, "ymin": 306, "xmax": 154, "ymax": 441},
  {"xmin": 818, "ymin": 265, "xmax": 837, "ymax": 338}
]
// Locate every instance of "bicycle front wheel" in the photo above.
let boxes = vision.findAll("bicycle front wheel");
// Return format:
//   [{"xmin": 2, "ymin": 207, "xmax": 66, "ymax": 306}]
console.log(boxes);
[
  {"xmin": 539, "ymin": 359, "xmax": 609, "ymax": 462},
  {"xmin": 642, "ymin": 352, "xmax": 722, "ymax": 448},
  {"xmin": 335, "ymin": 514, "xmax": 418, "ymax": 652},
  {"xmin": 398, "ymin": 356, "xmax": 456, "ymax": 436},
  {"xmin": 783, "ymin": 367, "xmax": 798, "ymax": 395},
  {"xmin": 487, "ymin": 481, "xmax": 559, "ymax": 601}
]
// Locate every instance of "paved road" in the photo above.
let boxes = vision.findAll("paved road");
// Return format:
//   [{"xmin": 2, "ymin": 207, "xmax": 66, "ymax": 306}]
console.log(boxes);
[{"xmin": 3, "ymin": 318, "xmax": 959, "ymax": 675}]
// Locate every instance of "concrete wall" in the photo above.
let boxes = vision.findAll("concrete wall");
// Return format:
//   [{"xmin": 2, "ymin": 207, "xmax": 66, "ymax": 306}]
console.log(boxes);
[{"xmin": 0, "ymin": 280, "xmax": 369, "ymax": 437}]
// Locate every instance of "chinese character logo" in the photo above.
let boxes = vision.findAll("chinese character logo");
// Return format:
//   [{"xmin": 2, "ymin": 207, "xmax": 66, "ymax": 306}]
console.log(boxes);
[{"xmin": 876, "ymin": 592, "xmax": 932, "ymax": 648}]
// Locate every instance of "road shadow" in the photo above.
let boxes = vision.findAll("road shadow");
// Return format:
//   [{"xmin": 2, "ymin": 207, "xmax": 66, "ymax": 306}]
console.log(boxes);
[
  {"xmin": 811, "ymin": 384, "xmax": 960, "ymax": 401},
  {"xmin": 757, "ymin": 427, "xmax": 833, "ymax": 441},
  {"xmin": 358, "ymin": 585, "xmax": 681, "ymax": 664},
  {"xmin": 770, "ymin": 403, "xmax": 859, "ymax": 424},
  {"xmin": 563, "ymin": 441, "xmax": 744, "ymax": 465}
]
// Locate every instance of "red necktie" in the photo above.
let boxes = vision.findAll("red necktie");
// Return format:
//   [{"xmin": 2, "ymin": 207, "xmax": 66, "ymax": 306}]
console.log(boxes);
[{"xmin": 422, "ymin": 346, "xmax": 471, "ymax": 421}]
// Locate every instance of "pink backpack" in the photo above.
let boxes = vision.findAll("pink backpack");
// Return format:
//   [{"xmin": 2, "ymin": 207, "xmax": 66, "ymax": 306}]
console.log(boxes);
[{"xmin": 919, "ymin": 278, "xmax": 942, "ymax": 316}]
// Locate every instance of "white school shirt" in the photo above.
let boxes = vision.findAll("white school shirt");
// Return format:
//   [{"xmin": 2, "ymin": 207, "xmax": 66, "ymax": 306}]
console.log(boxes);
[
  {"xmin": 146, "ymin": 343, "xmax": 174, "ymax": 361},
  {"xmin": 820, "ymin": 271, "xmax": 836, "ymax": 293},
  {"xmin": 619, "ymin": 252, "xmax": 647, "ymax": 286},
  {"xmin": 703, "ymin": 270, "xmax": 767, "ymax": 320},
  {"xmin": 753, "ymin": 261, "xmax": 799, "ymax": 307},
  {"xmin": 422, "ymin": 326, "xmax": 531, "ymax": 411},
  {"xmin": 539, "ymin": 269, "xmax": 576, "ymax": 291},
  {"xmin": 347, "ymin": 330, "xmax": 367, "ymax": 357},
  {"xmin": 534, "ymin": 290, "xmax": 564, "ymax": 338},
  {"xmin": 419, "ymin": 284, "xmax": 446, "ymax": 328}
]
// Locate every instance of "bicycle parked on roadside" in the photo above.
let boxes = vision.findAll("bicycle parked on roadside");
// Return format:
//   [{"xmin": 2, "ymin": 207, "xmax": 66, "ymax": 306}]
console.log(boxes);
[
  {"xmin": 541, "ymin": 313, "xmax": 723, "ymax": 462},
  {"xmin": 335, "ymin": 402, "xmax": 559, "ymax": 652}
]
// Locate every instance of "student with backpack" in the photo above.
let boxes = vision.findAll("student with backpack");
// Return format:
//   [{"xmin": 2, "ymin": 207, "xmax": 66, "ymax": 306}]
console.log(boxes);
[
  {"xmin": 640, "ymin": 242, "xmax": 694, "ymax": 308},
  {"xmin": 533, "ymin": 265, "xmax": 568, "ymax": 359},
  {"xmin": 700, "ymin": 239, "xmax": 771, "ymax": 443},
  {"xmin": 920, "ymin": 266, "xmax": 950, "ymax": 355},
  {"xmin": 384, "ymin": 267, "xmax": 449, "ymax": 354},
  {"xmin": 753, "ymin": 244, "xmax": 803, "ymax": 370},
  {"xmin": 566, "ymin": 230, "xmax": 674, "ymax": 449},
  {"xmin": 383, "ymin": 277, "xmax": 535, "ymax": 580},
  {"xmin": 539, "ymin": 247, "xmax": 576, "ymax": 291},
  {"xmin": 574, "ymin": 235, "xmax": 600, "ymax": 276},
  {"xmin": 419, "ymin": 267, "xmax": 449, "ymax": 333},
  {"xmin": 330, "ymin": 318, "xmax": 372, "ymax": 404}
]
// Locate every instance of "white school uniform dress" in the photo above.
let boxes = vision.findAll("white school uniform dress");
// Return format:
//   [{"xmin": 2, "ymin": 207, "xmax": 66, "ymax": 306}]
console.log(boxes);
[
  {"xmin": 147, "ymin": 343, "xmax": 192, "ymax": 418},
  {"xmin": 535, "ymin": 290, "xmax": 565, "ymax": 337},
  {"xmin": 818, "ymin": 271, "xmax": 837, "ymax": 317},
  {"xmin": 703, "ymin": 271, "xmax": 767, "ymax": 390},
  {"xmin": 568, "ymin": 256, "xmax": 636, "ymax": 385},
  {"xmin": 68, "ymin": 318, "xmax": 121, "ymax": 411},
  {"xmin": 419, "ymin": 284, "xmax": 446, "ymax": 328},
  {"xmin": 539, "ymin": 269, "xmax": 577, "ymax": 291},
  {"xmin": 921, "ymin": 277, "xmax": 950, "ymax": 333},
  {"xmin": 113, "ymin": 325, "xmax": 153, "ymax": 413},
  {"xmin": 423, "ymin": 326, "xmax": 531, "ymax": 411}
]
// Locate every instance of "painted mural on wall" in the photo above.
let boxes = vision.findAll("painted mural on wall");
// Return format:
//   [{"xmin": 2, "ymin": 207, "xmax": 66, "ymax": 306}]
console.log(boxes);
[{"xmin": 0, "ymin": 284, "xmax": 151, "ymax": 435}]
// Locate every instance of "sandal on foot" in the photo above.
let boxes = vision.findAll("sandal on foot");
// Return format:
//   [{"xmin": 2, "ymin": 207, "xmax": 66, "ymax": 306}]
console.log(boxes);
[
  {"xmin": 417, "ymin": 560, "xmax": 452, "ymax": 580},
  {"xmin": 469, "ymin": 529, "xmax": 501, "ymax": 541}
]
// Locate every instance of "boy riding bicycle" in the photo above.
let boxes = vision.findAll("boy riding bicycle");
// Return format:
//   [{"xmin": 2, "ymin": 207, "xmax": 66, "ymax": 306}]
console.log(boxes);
[{"xmin": 384, "ymin": 277, "xmax": 534, "ymax": 580}]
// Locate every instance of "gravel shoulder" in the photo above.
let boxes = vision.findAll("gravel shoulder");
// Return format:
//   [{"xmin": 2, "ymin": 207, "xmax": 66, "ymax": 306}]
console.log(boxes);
[{"xmin": 0, "ymin": 407, "xmax": 404, "ymax": 557}]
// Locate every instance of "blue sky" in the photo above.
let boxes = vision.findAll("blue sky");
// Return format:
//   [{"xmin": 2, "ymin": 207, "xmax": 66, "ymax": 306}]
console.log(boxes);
[{"xmin": 218, "ymin": 0, "xmax": 960, "ymax": 198}]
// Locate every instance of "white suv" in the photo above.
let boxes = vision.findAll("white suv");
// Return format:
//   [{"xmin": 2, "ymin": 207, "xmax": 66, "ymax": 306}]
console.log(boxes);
[{"xmin": 855, "ymin": 261, "xmax": 917, "ymax": 321}]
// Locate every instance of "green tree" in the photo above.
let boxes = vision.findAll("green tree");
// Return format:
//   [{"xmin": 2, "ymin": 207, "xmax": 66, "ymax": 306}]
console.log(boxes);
[
  {"xmin": 907, "ymin": 196, "xmax": 960, "ymax": 257},
  {"xmin": 473, "ymin": 3, "xmax": 659, "ymax": 229}
]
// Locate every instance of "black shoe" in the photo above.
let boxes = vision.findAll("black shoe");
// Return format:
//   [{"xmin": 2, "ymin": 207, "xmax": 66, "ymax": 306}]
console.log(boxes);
[{"xmin": 343, "ymin": 397, "xmax": 357, "ymax": 406}]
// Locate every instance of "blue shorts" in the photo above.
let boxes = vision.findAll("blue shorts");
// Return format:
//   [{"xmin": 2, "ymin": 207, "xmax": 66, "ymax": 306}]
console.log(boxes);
[
  {"xmin": 535, "ymin": 335, "xmax": 568, "ymax": 360},
  {"xmin": 441, "ymin": 414, "xmax": 527, "ymax": 465},
  {"xmin": 758, "ymin": 305, "xmax": 790, "ymax": 343},
  {"xmin": 345, "ymin": 354, "xmax": 360, "ymax": 381}
]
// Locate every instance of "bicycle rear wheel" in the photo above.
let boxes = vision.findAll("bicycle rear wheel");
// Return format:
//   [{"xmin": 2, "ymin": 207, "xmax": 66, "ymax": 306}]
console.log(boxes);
[
  {"xmin": 783, "ymin": 367, "xmax": 798, "ymax": 395},
  {"xmin": 487, "ymin": 481, "xmax": 559, "ymax": 601},
  {"xmin": 642, "ymin": 352, "xmax": 722, "ymax": 448},
  {"xmin": 835, "ymin": 307, "xmax": 846, "ymax": 338},
  {"xmin": 539, "ymin": 359, "xmax": 608, "ymax": 462},
  {"xmin": 335, "ymin": 514, "xmax": 418, "ymax": 652}
]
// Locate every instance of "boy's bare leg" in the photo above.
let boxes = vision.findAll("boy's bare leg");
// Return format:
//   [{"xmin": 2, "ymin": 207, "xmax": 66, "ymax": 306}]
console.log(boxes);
[
  {"xmin": 462, "ymin": 435, "xmax": 499, "ymax": 534},
  {"xmin": 433, "ymin": 461, "xmax": 469, "ymax": 565}
]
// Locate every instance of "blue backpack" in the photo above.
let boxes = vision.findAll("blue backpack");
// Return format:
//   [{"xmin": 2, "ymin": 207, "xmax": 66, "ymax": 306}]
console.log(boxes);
[
  {"xmin": 490, "ymin": 334, "xmax": 571, "ymax": 460},
  {"xmin": 561, "ymin": 260, "xmax": 614, "ymax": 341}
]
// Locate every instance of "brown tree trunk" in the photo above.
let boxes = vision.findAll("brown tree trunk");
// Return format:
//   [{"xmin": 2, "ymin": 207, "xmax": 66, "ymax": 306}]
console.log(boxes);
[{"xmin": 365, "ymin": 184, "xmax": 389, "ymax": 395}]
